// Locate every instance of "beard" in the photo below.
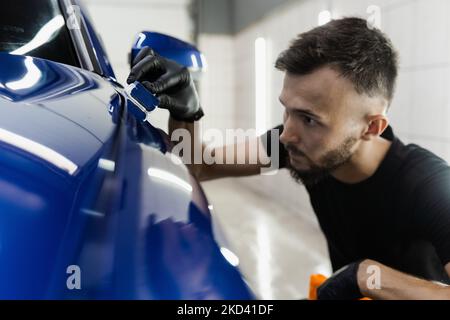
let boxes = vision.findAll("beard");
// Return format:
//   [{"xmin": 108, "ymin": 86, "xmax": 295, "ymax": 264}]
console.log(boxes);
[{"xmin": 285, "ymin": 135, "xmax": 358, "ymax": 187}]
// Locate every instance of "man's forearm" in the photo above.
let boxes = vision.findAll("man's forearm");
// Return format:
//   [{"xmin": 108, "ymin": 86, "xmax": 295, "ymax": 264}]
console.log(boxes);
[
  {"xmin": 168, "ymin": 117, "xmax": 272, "ymax": 181},
  {"xmin": 357, "ymin": 259, "xmax": 450, "ymax": 300},
  {"xmin": 168, "ymin": 116, "xmax": 205, "ymax": 180}
]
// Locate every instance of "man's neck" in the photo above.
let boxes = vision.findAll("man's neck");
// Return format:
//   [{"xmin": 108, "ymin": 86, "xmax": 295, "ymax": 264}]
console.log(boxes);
[{"xmin": 331, "ymin": 136, "xmax": 392, "ymax": 184}]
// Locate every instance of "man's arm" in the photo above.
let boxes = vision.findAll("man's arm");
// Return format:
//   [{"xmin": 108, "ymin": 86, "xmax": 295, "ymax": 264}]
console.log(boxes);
[
  {"xmin": 355, "ymin": 159, "xmax": 450, "ymax": 300},
  {"xmin": 317, "ymin": 260, "xmax": 450, "ymax": 300},
  {"xmin": 169, "ymin": 117, "xmax": 272, "ymax": 181},
  {"xmin": 129, "ymin": 48, "xmax": 275, "ymax": 182},
  {"xmin": 357, "ymin": 259, "xmax": 450, "ymax": 300}
]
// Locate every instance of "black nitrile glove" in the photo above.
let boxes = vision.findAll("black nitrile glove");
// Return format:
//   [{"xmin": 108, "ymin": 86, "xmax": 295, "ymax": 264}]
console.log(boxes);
[
  {"xmin": 127, "ymin": 47, "xmax": 204, "ymax": 122},
  {"xmin": 317, "ymin": 260, "xmax": 363, "ymax": 300}
]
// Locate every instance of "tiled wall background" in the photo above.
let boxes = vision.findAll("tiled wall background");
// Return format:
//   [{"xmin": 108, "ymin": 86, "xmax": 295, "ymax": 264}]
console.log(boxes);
[
  {"xmin": 198, "ymin": 35, "xmax": 236, "ymax": 135},
  {"xmin": 199, "ymin": 0, "xmax": 450, "ymax": 225}
]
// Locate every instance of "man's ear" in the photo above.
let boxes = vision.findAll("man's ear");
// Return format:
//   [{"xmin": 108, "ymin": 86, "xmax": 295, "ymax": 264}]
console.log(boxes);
[{"xmin": 361, "ymin": 115, "xmax": 389, "ymax": 141}]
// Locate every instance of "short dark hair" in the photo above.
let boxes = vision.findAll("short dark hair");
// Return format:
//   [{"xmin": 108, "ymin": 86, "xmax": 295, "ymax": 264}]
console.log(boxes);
[{"xmin": 275, "ymin": 17, "xmax": 399, "ymax": 102}]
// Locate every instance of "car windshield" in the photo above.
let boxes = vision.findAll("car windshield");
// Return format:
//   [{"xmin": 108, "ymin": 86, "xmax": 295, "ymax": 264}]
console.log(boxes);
[{"xmin": 0, "ymin": 0, "xmax": 79, "ymax": 67}]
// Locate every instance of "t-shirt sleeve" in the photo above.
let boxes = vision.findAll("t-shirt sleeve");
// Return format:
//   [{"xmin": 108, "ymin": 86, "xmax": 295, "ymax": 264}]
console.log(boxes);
[
  {"xmin": 412, "ymin": 167, "xmax": 450, "ymax": 267},
  {"xmin": 259, "ymin": 124, "xmax": 288, "ymax": 169}
]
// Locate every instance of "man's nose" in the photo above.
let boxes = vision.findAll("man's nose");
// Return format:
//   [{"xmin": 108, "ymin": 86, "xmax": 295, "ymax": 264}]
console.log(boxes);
[{"xmin": 280, "ymin": 117, "xmax": 300, "ymax": 146}]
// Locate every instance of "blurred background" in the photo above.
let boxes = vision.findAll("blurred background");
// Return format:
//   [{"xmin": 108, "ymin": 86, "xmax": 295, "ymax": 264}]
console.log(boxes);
[{"xmin": 84, "ymin": 0, "xmax": 450, "ymax": 299}]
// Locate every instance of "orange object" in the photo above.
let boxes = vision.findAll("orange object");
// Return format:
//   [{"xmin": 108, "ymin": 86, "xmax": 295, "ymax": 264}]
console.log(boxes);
[
  {"xmin": 308, "ymin": 274, "xmax": 371, "ymax": 300},
  {"xmin": 309, "ymin": 274, "xmax": 328, "ymax": 300}
]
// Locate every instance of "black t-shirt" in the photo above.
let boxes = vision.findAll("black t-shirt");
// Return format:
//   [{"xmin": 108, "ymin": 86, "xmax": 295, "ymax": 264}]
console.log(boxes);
[{"xmin": 262, "ymin": 125, "xmax": 450, "ymax": 283}]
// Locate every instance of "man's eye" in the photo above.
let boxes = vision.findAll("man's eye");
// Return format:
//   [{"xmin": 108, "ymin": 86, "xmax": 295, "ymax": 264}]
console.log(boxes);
[{"xmin": 302, "ymin": 116, "xmax": 318, "ymax": 126}]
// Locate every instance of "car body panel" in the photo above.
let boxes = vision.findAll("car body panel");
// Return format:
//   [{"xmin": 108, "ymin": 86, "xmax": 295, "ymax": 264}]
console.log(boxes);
[{"xmin": 0, "ymin": 18, "xmax": 254, "ymax": 299}]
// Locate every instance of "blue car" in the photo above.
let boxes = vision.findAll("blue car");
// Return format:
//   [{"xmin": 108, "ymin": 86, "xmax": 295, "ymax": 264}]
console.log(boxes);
[{"xmin": 0, "ymin": 0, "xmax": 254, "ymax": 299}]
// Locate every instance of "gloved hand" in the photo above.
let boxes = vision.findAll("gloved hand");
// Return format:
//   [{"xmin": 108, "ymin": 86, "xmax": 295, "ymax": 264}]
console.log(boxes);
[
  {"xmin": 127, "ymin": 47, "xmax": 204, "ymax": 122},
  {"xmin": 317, "ymin": 260, "xmax": 363, "ymax": 300}
]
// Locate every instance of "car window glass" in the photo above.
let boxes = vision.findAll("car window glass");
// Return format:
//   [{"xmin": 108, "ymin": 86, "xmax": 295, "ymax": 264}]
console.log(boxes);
[{"xmin": 0, "ymin": 0, "xmax": 79, "ymax": 67}]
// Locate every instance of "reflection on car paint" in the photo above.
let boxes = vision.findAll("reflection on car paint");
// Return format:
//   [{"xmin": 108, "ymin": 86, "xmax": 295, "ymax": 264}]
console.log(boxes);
[{"xmin": 0, "ymin": 0, "xmax": 255, "ymax": 300}]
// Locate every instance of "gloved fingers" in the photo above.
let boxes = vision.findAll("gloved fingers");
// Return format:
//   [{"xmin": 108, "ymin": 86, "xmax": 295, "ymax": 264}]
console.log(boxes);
[
  {"xmin": 316, "ymin": 280, "xmax": 335, "ymax": 300},
  {"xmin": 316, "ymin": 261, "xmax": 363, "ymax": 300},
  {"xmin": 157, "ymin": 94, "xmax": 186, "ymax": 115},
  {"xmin": 142, "ymin": 69, "xmax": 187, "ymax": 94},
  {"xmin": 127, "ymin": 54, "xmax": 165, "ymax": 84},
  {"xmin": 132, "ymin": 46, "xmax": 156, "ymax": 66}
]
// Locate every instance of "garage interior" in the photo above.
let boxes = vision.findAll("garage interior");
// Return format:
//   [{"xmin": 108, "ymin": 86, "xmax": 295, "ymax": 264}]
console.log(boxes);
[{"xmin": 82, "ymin": 0, "xmax": 450, "ymax": 299}]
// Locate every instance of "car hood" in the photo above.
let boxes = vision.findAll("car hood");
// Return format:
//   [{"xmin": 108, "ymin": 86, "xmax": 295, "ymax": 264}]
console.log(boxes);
[{"xmin": 0, "ymin": 52, "xmax": 118, "ymax": 176}]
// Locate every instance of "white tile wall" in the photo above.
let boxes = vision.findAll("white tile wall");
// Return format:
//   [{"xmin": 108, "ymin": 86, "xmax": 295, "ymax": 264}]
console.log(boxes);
[
  {"xmin": 198, "ymin": 0, "xmax": 450, "ymax": 228},
  {"xmin": 198, "ymin": 34, "xmax": 236, "ymax": 134}
]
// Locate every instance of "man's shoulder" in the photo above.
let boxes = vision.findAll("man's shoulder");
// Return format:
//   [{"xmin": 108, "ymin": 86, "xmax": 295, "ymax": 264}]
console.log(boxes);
[
  {"xmin": 382, "ymin": 127, "xmax": 447, "ymax": 176},
  {"xmin": 395, "ymin": 140, "xmax": 450, "ymax": 187},
  {"xmin": 402, "ymin": 142, "xmax": 448, "ymax": 172}
]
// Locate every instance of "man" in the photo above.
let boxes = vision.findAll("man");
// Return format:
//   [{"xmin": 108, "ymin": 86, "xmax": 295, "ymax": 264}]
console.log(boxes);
[{"xmin": 127, "ymin": 17, "xmax": 450, "ymax": 299}]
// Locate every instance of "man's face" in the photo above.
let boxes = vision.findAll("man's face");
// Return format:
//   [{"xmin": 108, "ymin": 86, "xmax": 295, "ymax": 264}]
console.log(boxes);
[{"xmin": 279, "ymin": 66, "xmax": 371, "ymax": 186}]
